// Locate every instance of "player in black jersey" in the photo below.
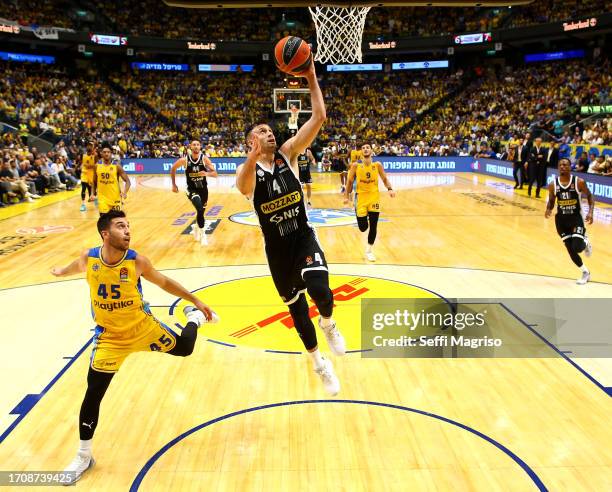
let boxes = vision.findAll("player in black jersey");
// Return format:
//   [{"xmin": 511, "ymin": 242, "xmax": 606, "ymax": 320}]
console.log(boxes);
[
  {"xmin": 170, "ymin": 140, "xmax": 218, "ymax": 245},
  {"xmin": 236, "ymin": 61, "xmax": 345, "ymax": 396},
  {"xmin": 545, "ymin": 158, "xmax": 594, "ymax": 284},
  {"xmin": 333, "ymin": 137, "xmax": 350, "ymax": 193},
  {"xmin": 297, "ymin": 148, "xmax": 316, "ymax": 209}
]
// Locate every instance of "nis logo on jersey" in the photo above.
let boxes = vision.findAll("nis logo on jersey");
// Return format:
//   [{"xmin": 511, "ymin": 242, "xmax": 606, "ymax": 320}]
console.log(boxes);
[{"xmin": 260, "ymin": 191, "xmax": 301, "ymax": 214}]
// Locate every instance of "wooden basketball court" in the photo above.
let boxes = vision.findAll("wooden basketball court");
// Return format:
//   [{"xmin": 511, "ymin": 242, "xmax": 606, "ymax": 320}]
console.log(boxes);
[{"xmin": 1, "ymin": 171, "xmax": 611, "ymax": 490}]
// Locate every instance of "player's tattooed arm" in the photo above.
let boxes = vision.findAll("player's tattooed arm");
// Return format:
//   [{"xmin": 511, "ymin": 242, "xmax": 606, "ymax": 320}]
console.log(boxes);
[
  {"xmin": 170, "ymin": 157, "xmax": 186, "ymax": 193},
  {"xmin": 578, "ymin": 178, "xmax": 594, "ymax": 224},
  {"xmin": 236, "ymin": 136, "xmax": 260, "ymax": 197},
  {"xmin": 203, "ymin": 156, "xmax": 218, "ymax": 178},
  {"xmin": 544, "ymin": 182, "xmax": 555, "ymax": 218}
]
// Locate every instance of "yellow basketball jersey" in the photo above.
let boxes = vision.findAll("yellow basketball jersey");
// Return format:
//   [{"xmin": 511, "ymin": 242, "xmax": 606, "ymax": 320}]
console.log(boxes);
[
  {"xmin": 350, "ymin": 149, "xmax": 363, "ymax": 163},
  {"xmin": 82, "ymin": 154, "xmax": 96, "ymax": 184},
  {"xmin": 355, "ymin": 161, "xmax": 380, "ymax": 194},
  {"xmin": 86, "ymin": 247, "xmax": 147, "ymax": 334},
  {"xmin": 96, "ymin": 163, "xmax": 121, "ymax": 204}
]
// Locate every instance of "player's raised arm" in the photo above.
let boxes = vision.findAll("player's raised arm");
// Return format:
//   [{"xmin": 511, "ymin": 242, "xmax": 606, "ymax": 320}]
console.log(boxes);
[
  {"xmin": 236, "ymin": 135, "xmax": 261, "ymax": 197},
  {"xmin": 51, "ymin": 249, "xmax": 89, "ymax": 277},
  {"xmin": 376, "ymin": 162, "xmax": 395, "ymax": 198},
  {"xmin": 170, "ymin": 157, "xmax": 186, "ymax": 193},
  {"xmin": 136, "ymin": 254, "xmax": 213, "ymax": 320},
  {"xmin": 280, "ymin": 62, "xmax": 326, "ymax": 161}
]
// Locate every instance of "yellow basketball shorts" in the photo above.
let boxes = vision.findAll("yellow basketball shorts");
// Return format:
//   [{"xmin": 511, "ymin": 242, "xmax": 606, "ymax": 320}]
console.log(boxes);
[
  {"xmin": 90, "ymin": 315, "xmax": 178, "ymax": 373},
  {"xmin": 98, "ymin": 198, "xmax": 122, "ymax": 214},
  {"xmin": 355, "ymin": 192, "xmax": 380, "ymax": 217}
]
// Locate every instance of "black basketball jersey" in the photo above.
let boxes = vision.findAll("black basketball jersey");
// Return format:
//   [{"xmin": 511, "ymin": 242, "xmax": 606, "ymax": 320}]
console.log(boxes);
[
  {"xmin": 554, "ymin": 175, "xmax": 582, "ymax": 217},
  {"xmin": 253, "ymin": 151, "xmax": 310, "ymax": 242},
  {"xmin": 336, "ymin": 145, "xmax": 349, "ymax": 161},
  {"xmin": 297, "ymin": 152, "xmax": 310, "ymax": 171},
  {"xmin": 185, "ymin": 153, "xmax": 207, "ymax": 191}
]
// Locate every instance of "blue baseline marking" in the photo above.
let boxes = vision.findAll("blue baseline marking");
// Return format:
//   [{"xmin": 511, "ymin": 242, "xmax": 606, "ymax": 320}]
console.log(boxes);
[
  {"xmin": 206, "ymin": 339, "xmax": 236, "ymax": 348},
  {"xmin": 264, "ymin": 349, "xmax": 302, "ymax": 355},
  {"xmin": 346, "ymin": 349, "xmax": 373, "ymax": 354},
  {"xmin": 0, "ymin": 335, "xmax": 94, "ymax": 444},
  {"xmin": 500, "ymin": 303, "xmax": 609, "ymax": 396},
  {"xmin": 129, "ymin": 399, "xmax": 548, "ymax": 492}
]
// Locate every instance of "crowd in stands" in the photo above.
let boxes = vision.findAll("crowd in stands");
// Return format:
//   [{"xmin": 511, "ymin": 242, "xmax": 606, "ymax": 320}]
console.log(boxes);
[
  {"xmin": 0, "ymin": 133, "xmax": 82, "ymax": 207},
  {"xmin": 0, "ymin": 0, "xmax": 73, "ymax": 29},
  {"xmin": 116, "ymin": 67, "xmax": 284, "ymax": 151},
  {"xmin": 320, "ymin": 70, "xmax": 465, "ymax": 143},
  {"xmin": 4, "ymin": 0, "xmax": 608, "ymax": 42},
  {"xmin": 1, "ymin": 52, "xmax": 611, "ymax": 208},
  {"xmin": 0, "ymin": 61, "xmax": 177, "ymax": 157},
  {"xmin": 507, "ymin": 0, "xmax": 608, "ymax": 28},
  {"xmin": 404, "ymin": 58, "xmax": 611, "ymax": 154}
]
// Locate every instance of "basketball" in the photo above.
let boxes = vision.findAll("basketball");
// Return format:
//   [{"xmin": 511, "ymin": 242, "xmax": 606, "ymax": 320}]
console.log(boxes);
[{"xmin": 274, "ymin": 36, "xmax": 312, "ymax": 75}]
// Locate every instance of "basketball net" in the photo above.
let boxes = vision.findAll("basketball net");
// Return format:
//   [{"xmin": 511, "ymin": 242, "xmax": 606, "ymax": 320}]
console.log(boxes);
[{"xmin": 308, "ymin": 5, "xmax": 372, "ymax": 64}]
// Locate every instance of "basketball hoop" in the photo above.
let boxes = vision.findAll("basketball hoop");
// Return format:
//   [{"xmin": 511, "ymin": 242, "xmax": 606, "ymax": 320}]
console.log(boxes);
[{"xmin": 308, "ymin": 5, "xmax": 372, "ymax": 64}]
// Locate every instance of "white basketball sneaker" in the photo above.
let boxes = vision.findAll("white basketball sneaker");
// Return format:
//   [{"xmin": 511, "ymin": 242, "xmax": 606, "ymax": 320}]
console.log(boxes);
[
  {"xmin": 366, "ymin": 250, "xmax": 376, "ymax": 262},
  {"xmin": 584, "ymin": 237, "xmax": 592, "ymax": 257},
  {"xmin": 183, "ymin": 305, "xmax": 219, "ymax": 325},
  {"xmin": 314, "ymin": 358, "xmax": 340, "ymax": 396},
  {"xmin": 63, "ymin": 452, "xmax": 95, "ymax": 485},
  {"xmin": 319, "ymin": 317, "xmax": 346, "ymax": 356},
  {"xmin": 200, "ymin": 227, "xmax": 208, "ymax": 245},
  {"xmin": 576, "ymin": 270, "xmax": 591, "ymax": 285}
]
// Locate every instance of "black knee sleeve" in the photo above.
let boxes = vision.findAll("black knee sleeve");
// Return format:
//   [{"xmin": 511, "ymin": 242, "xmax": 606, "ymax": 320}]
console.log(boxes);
[
  {"xmin": 367, "ymin": 211, "xmax": 379, "ymax": 245},
  {"xmin": 357, "ymin": 215, "xmax": 369, "ymax": 232},
  {"xmin": 304, "ymin": 270, "xmax": 334, "ymax": 318},
  {"xmin": 288, "ymin": 294, "xmax": 318, "ymax": 350},
  {"xmin": 564, "ymin": 239, "xmax": 583, "ymax": 267},
  {"xmin": 168, "ymin": 322, "xmax": 198, "ymax": 357},
  {"xmin": 191, "ymin": 195, "xmax": 205, "ymax": 228},
  {"xmin": 79, "ymin": 368, "xmax": 114, "ymax": 440},
  {"xmin": 571, "ymin": 237, "xmax": 586, "ymax": 254}
]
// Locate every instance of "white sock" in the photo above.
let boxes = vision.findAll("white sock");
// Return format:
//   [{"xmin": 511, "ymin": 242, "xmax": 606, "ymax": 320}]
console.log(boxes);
[
  {"xmin": 79, "ymin": 439, "xmax": 92, "ymax": 455},
  {"xmin": 308, "ymin": 349, "xmax": 325, "ymax": 369},
  {"xmin": 366, "ymin": 243, "xmax": 373, "ymax": 253},
  {"xmin": 319, "ymin": 316, "xmax": 333, "ymax": 329},
  {"xmin": 580, "ymin": 265, "xmax": 589, "ymax": 273}
]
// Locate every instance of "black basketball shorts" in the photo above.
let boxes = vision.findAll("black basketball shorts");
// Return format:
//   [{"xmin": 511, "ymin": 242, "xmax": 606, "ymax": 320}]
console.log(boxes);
[
  {"xmin": 265, "ymin": 228, "xmax": 328, "ymax": 305},
  {"xmin": 555, "ymin": 214, "xmax": 585, "ymax": 242}
]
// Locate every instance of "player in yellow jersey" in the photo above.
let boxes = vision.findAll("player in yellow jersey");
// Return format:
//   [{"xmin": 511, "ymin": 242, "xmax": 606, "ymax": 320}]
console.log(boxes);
[
  {"xmin": 50, "ymin": 210, "xmax": 218, "ymax": 484},
  {"xmin": 350, "ymin": 141, "xmax": 363, "ymax": 165},
  {"xmin": 80, "ymin": 142, "xmax": 97, "ymax": 212},
  {"xmin": 92, "ymin": 142, "xmax": 130, "ymax": 215},
  {"xmin": 344, "ymin": 143, "xmax": 395, "ymax": 262}
]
